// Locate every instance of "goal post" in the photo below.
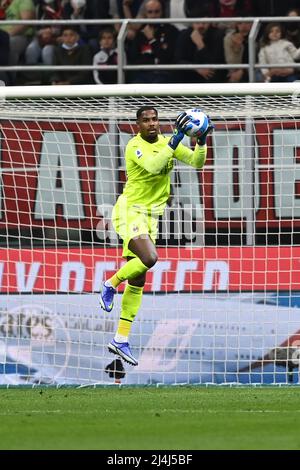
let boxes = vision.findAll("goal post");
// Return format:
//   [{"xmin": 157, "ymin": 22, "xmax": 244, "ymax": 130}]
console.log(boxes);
[{"xmin": 0, "ymin": 82, "xmax": 300, "ymax": 386}]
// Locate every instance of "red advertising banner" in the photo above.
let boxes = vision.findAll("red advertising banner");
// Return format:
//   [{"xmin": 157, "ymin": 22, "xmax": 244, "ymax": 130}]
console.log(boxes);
[
  {"xmin": 0, "ymin": 246, "xmax": 298, "ymax": 293},
  {"xmin": 1, "ymin": 119, "xmax": 300, "ymax": 231}
]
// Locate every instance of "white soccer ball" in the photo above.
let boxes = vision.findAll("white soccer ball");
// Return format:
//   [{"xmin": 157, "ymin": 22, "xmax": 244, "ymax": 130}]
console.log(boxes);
[{"xmin": 184, "ymin": 108, "xmax": 209, "ymax": 137}]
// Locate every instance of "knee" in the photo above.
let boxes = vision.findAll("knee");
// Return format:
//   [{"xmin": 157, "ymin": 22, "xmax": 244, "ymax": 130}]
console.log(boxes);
[{"xmin": 141, "ymin": 251, "xmax": 158, "ymax": 268}]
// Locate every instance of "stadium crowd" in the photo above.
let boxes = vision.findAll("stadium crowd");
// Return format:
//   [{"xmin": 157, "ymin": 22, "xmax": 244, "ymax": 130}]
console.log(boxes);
[{"xmin": 1, "ymin": 0, "xmax": 300, "ymax": 85}]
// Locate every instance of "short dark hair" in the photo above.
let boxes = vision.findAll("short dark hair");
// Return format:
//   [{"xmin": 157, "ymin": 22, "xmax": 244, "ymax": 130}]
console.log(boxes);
[
  {"xmin": 62, "ymin": 25, "xmax": 79, "ymax": 34},
  {"xmin": 136, "ymin": 106, "xmax": 158, "ymax": 120},
  {"xmin": 99, "ymin": 27, "xmax": 116, "ymax": 40}
]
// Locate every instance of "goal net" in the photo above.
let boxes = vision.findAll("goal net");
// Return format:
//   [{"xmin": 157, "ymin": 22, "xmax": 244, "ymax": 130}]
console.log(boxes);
[{"xmin": 0, "ymin": 82, "xmax": 300, "ymax": 386}]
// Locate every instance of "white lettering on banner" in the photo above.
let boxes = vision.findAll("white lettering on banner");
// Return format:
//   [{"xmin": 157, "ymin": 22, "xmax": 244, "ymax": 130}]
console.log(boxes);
[
  {"xmin": 60, "ymin": 262, "xmax": 85, "ymax": 292},
  {"xmin": 93, "ymin": 261, "xmax": 116, "ymax": 291},
  {"xmin": 182, "ymin": 204, "xmax": 205, "ymax": 246},
  {"xmin": 0, "ymin": 259, "xmax": 232, "ymax": 292},
  {"xmin": 34, "ymin": 131, "xmax": 84, "ymax": 220},
  {"xmin": 137, "ymin": 319, "xmax": 199, "ymax": 371},
  {"xmin": 94, "ymin": 133, "xmax": 118, "ymax": 211},
  {"xmin": 3, "ymin": 121, "xmax": 300, "ymax": 231},
  {"xmin": 95, "ymin": 204, "xmax": 118, "ymax": 243},
  {"xmin": 175, "ymin": 261, "xmax": 198, "ymax": 291},
  {"xmin": 203, "ymin": 261, "xmax": 229, "ymax": 290},
  {"xmin": 16, "ymin": 262, "xmax": 41, "ymax": 292},
  {"xmin": 213, "ymin": 130, "xmax": 246, "ymax": 219},
  {"xmin": 150, "ymin": 261, "xmax": 171, "ymax": 290},
  {"xmin": 274, "ymin": 129, "xmax": 300, "ymax": 218}
]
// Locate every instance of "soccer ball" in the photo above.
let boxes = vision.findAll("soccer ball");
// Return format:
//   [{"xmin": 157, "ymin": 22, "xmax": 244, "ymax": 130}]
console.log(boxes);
[{"xmin": 184, "ymin": 108, "xmax": 209, "ymax": 137}]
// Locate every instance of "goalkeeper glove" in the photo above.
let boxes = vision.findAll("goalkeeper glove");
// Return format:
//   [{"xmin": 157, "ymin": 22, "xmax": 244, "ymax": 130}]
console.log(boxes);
[
  {"xmin": 168, "ymin": 112, "xmax": 193, "ymax": 150},
  {"xmin": 196, "ymin": 117, "xmax": 215, "ymax": 146}
]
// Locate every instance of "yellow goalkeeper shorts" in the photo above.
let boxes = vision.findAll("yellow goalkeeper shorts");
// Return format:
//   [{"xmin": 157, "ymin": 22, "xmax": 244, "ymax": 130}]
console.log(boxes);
[{"xmin": 112, "ymin": 198, "xmax": 159, "ymax": 258}]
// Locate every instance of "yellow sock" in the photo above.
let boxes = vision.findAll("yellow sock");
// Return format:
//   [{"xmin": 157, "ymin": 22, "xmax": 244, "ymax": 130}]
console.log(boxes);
[
  {"xmin": 116, "ymin": 318, "xmax": 132, "ymax": 338},
  {"xmin": 115, "ymin": 284, "xmax": 144, "ymax": 342},
  {"xmin": 108, "ymin": 273, "xmax": 122, "ymax": 288}
]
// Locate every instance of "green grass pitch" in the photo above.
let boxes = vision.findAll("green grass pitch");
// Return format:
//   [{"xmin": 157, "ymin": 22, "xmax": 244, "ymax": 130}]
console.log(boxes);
[{"xmin": 1, "ymin": 386, "xmax": 300, "ymax": 450}]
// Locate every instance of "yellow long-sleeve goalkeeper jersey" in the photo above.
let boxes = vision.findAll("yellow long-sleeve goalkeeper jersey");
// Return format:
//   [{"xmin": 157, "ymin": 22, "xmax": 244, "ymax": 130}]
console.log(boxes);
[{"xmin": 119, "ymin": 133, "xmax": 207, "ymax": 216}]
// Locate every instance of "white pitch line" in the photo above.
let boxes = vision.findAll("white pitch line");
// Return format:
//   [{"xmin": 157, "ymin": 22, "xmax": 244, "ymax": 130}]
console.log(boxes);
[{"xmin": 0, "ymin": 409, "xmax": 300, "ymax": 416}]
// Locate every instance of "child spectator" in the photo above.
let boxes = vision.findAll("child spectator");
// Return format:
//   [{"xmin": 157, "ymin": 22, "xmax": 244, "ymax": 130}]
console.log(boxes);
[
  {"xmin": 258, "ymin": 22, "xmax": 300, "ymax": 82},
  {"xmin": 51, "ymin": 25, "xmax": 92, "ymax": 85},
  {"xmin": 63, "ymin": 0, "xmax": 88, "ymax": 44},
  {"xmin": 93, "ymin": 27, "xmax": 118, "ymax": 84},
  {"xmin": 83, "ymin": 0, "xmax": 120, "ymax": 52}
]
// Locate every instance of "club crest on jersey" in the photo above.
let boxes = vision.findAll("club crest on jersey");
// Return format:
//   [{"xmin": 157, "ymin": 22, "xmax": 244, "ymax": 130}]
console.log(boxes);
[
  {"xmin": 136, "ymin": 149, "xmax": 142, "ymax": 158},
  {"xmin": 132, "ymin": 225, "xmax": 139, "ymax": 233}
]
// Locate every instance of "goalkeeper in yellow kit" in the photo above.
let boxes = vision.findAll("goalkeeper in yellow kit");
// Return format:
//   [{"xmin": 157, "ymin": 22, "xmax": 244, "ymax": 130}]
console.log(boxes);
[{"xmin": 100, "ymin": 106, "xmax": 213, "ymax": 365}]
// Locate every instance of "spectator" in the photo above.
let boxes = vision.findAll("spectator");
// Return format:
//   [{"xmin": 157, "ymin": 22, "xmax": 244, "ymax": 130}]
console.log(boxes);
[
  {"xmin": 211, "ymin": 1, "xmax": 254, "ymax": 32},
  {"xmin": 63, "ymin": 0, "xmax": 90, "ymax": 44},
  {"xmin": 35, "ymin": 1, "xmax": 65, "ymax": 43},
  {"xmin": 36, "ymin": 0, "xmax": 65, "ymax": 21},
  {"xmin": 184, "ymin": 1, "xmax": 214, "ymax": 17},
  {"xmin": 0, "ymin": 29, "xmax": 11, "ymax": 84},
  {"xmin": 0, "ymin": 0, "xmax": 36, "ymax": 67},
  {"xmin": 120, "ymin": 0, "xmax": 144, "ymax": 18},
  {"xmin": 258, "ymin": 22, "xmax": 300, "ymax": 82},
  {"xmin": 120, "ymin": 0, "xmax": 153, "ymax": 40},
  {"xmin": 127, "ymin": 0, "xmax": 178, "ymax": 83},
  {"xmin": 25, "ymin": 26, "xmax": 56, "ymax": 66},
  {"xmin": 212, "ymin": 0, "xmax": 253, "ymax": 17},
  {"xmin": 224, "ymin": 20, "xmax": 252, "ymax": 82},
  {"xmin": 167, "ymin": 1, "xmax": 214, "ymax": 30},
  {"xmin": 51, "ymin": 25, "xmax": 93, "ymax": 84},
  {"xmin": 285, "ymin": 8, "xmax": 300, "ymax": 49},
  {"xmin": 93, "ymin": 27, "xmax": 118, "ymax": 84},
  {"xmin": 168, "ymin": 0, "xmax": 192, "ymax": 31},
  {"xmin": 174, "ymin": 5, "xmax": 226, "ymax": 83},
  {"xmin": 83, "ymin": 0, "xmax": 120, "ymax": 51}
]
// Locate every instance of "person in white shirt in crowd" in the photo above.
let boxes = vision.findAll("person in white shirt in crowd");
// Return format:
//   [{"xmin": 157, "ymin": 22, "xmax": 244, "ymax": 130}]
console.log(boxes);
[{"xmin": 258, "ymin": 22, "xmax": 300, "ymax": 82}]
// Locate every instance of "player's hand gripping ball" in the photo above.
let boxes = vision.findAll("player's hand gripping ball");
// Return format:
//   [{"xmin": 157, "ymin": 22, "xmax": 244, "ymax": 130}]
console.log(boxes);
[{"xmin": 184, "ymin": 108, "xmax": 210, "ymax": 138}]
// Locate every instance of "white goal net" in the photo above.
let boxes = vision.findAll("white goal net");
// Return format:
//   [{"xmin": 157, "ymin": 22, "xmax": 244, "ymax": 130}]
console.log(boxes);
[{"xmin": 0, "ymin": 82, "xmax": 300, "ymax": 386}]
